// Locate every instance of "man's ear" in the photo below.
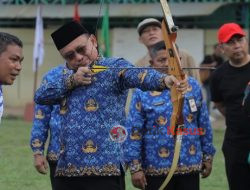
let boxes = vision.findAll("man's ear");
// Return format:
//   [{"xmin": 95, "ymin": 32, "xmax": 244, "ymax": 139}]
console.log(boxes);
[{"xmin": 90, "ymin": 34, "xmax": 97, "ymax": 47}]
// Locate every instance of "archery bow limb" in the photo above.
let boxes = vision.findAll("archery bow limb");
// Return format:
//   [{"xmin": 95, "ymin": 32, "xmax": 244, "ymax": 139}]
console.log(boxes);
[{"xmin": 159, "ymin": 1, "xmax": 185, "ymax": 189}]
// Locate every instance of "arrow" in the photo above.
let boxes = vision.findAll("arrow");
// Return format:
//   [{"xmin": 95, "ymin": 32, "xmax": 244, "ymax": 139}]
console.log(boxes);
[{"xmin": 90, "ymin": 65, "xmax": 215, "ymax": 73}]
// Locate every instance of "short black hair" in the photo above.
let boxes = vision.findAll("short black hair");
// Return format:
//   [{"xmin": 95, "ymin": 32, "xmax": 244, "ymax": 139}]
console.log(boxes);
[
  {"xmin": 149, "ymin": 41, "xmax": 166, "ymax": 59},
  {"xmin": 201, "ymin": 55, "xmax": 214, "ymax": 65},
  {"xmin": 0, "ymin": 32, "xmax": 23, "ymax": 55}
]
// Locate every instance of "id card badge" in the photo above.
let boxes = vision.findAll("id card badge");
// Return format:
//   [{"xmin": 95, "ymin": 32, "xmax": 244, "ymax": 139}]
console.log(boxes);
[{"xmin": 188, "ymin": 96, "xmax": 197, "ymax": 113}]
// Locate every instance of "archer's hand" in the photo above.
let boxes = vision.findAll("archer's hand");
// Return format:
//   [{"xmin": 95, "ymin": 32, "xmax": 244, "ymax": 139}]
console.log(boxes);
[
  {"xmin": 33, "ymin": 154, "xmax": 48, "ymax": 175},
  {"xmin": 164, "ymin": 74, "xmax": 188, "ymax": 94},
  {"xmin": 201, "ymin": 159, "xmax": 213, "ymax": 178},
  {"xmin": 131, "ymin": 171, "xmax": 147, "ymax": 190},
  {"xmin": 73, "ymin": 66, "xmax": 93, "ymax": 86}
]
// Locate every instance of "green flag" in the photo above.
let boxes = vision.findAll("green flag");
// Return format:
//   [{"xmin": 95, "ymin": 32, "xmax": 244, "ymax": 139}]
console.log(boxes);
[{"xmin": 99, "ymin": 4, "xmax": 110, "ymax": 57}]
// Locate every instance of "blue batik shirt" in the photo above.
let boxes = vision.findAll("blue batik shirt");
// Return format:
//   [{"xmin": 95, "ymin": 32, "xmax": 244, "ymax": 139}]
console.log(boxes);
[
  {"xmin": 34, "ymin": 57, "xmax": 167, "ymax": 177},
  {"xmin": 0, "ymin": 85, "xmax": 3, "ymax": 123},
  {"xmin": 125, "ymin": 77, "xmax": 216, "ymax": 176},
  {"xmin": 30, "ymin": 103, "xmax": 63, "ymax": 162}
]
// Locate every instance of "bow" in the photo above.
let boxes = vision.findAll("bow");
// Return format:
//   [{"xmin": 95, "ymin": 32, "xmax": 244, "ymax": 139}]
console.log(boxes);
[{"xmin": 159, "ymin": 1, "xmax": 185, "ymax": 189}]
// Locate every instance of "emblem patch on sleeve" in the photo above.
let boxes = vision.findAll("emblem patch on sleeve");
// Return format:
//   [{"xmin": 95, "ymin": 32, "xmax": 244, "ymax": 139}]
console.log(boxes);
[{"xmin": 109, "ymin": 125, "xmax": 128, "ymax": 143}]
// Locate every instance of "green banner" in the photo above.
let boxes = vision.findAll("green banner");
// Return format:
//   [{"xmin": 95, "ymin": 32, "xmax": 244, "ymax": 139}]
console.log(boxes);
[{"xmin": 98, "ymin": 4, "xmax": 111, "ymax": 57}]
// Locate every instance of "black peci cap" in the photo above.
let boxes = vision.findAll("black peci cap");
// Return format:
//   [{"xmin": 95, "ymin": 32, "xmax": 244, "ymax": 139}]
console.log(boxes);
[{"xmin": 51, "ymin": 21, "xmax": 89, "ymax": 50}]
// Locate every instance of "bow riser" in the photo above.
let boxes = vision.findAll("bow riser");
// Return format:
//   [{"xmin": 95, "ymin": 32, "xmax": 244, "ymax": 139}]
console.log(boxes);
[{"xmin": 159, "ymin": 1, "xmax": 185, "ymax": 189}]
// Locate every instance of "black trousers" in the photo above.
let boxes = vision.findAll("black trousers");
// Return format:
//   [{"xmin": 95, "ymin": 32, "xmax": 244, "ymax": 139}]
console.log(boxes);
[
  {"xmin": 54, "ymin": 175, "xmax": 125, "ymax": 190},
  {"xmin": 222, "ymin": 142, "xmax": 250, "ymax": 190},
  {"xmin": 48, "ymin": 161, "xmax": 57, "ymax": 190},
  {"xmin": 145, "ymin": 173, "xmax": 200, "ymax": 190}
]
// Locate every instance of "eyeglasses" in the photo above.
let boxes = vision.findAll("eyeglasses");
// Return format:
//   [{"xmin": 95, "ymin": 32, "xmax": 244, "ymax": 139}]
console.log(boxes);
[{"xmin": 62, "ymin": 37, "xmax": 90, "ymax": 61}]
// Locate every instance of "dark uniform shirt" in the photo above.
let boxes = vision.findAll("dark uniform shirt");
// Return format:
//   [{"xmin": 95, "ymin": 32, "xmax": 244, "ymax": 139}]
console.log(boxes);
[{"xmin": 210, "ymin": 61, "xmax": 250, "ymax": 149}]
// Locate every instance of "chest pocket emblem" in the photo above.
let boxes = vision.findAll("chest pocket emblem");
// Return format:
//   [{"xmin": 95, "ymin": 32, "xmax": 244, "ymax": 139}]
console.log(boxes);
[
  {"xmin": 82, "ymin": 140, "xmax": 97, "ymax": 153},
  {"xmin": 156, "ymin": 116, "xmax": 167, "ymax": 126},
  {"xmin": 187, "ymin": 114, "xmax": 194, "ymax": 123},
  {"xmin": 85, "ymin": 98, "xmax": 99, "ymax": 112}
]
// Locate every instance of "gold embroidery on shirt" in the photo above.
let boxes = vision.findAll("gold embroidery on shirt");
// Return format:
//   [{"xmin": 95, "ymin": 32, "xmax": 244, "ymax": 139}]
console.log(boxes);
[
  {"xmin": 85, "ymin": 98, "xmax": 99, "ymax": 112},
  {"xmin": 150, "ymin": 91, "xmax": 162, "ymax": 96},
  {"xmin": 144, "ymin": 164, "xmax": 201, "ymax": 176},
  {"xmin": 47, "ymin": 152, "xmax": 59, "ymax": 161},
  {"xmin": 56, "ymin": 163, "xmax": 120, "ymax": 177},
  {"xmin": 135, "ymin": 102, "xmax": 141, "ymax": 112},
  {"xmin": 118, "ymin": 69, "xmax": 127, "ymax": 78},
  {"xmin": 187, "ymin": 114, "xmax": 194, "ymax": 123},
  {"xmin": 35, "ymin": 109, "xmax": 45, "ymax": 119},
  {"xmin": 158, "ymin": 147, "xmax": 170, "ymax": 158},
  {"xmin": 82, "ymin": 140, "xmax": 97, "ymax": 153},
  {"xmin": 32, "ymin": 139, "xmax": 43, "ymax": 148},
  {"xmin": 138, "ymin": 70, "xmax": 148, "ymax": 83},
  {"xmin": 156, "ymin": 116, "xmax": 167, "ymax": 126},
  {"xmin": 130, "ymin": 129, "xmax": 142, "ymax": 140},
  {"xmin": 60, "ymin": 98, "xmax": 67, "ymax": 115},
  {"xmin": 189, "ymin": 145, "xmax": 196, "ymax": 155}
]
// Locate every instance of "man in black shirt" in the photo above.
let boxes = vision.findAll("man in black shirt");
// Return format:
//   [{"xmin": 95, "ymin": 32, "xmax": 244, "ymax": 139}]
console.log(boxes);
[{"xmin": 210, "ymin": 23, "xmax": 250, "ymax": 190}]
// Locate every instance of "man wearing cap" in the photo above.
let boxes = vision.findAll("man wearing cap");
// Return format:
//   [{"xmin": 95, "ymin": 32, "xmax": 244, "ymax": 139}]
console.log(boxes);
[
  {"xmin": 34, "ymin": 21, "xmax": 188, "ymax": 190},
  {"xmin": 0, "ymin": 32, "xmax": 23, "ymax": 123},
  {"xmin": 210, "ymin": 22, "xmax": 250, "ymax": 190},
  {"xmin": 136, "ymin": 18, "xmax": 163, "ymax": 67},
  {"xmin": 125, "ymin": 18, "xmax": 164, "ymax": 114}
]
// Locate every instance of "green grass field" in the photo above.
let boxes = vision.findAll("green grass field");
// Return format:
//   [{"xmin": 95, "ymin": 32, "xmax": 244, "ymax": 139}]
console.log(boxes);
[{"xmin": 0, "ymin": 118, "xmax": 228, "ymax": 190}]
